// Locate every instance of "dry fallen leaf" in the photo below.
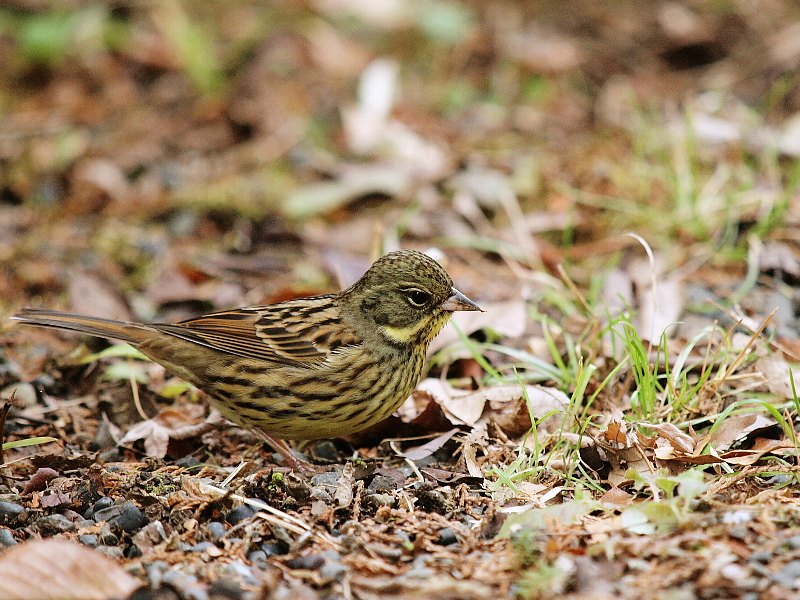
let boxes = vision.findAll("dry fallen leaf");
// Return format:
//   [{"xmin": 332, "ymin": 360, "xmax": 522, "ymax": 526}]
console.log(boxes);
[
  {"xmin": 759, "ymin": 241, "xmax": 800, "ymax": 277},
  {"xmin": 649, "ymin": 422, "xmax": 697, "ymax": 454},
  {"xmin": 603, "ymin": 420, "xmax": 631, "ymax": 447},
  {"xmin": 757, "ymin": 357, "xmax": 800, "ymax": 399},
  {"xmin": 498, "ymin": 24, "xmax": 583, "ymax": 73},
  {"xmin": 67, "ymin": 272, "xmax": 132, "ymax": 321},
  {"xmin": 703, "ymin": 413, "xmax": 777, "ymax": 453},
  {"xmin": 416, "ymin": 378, "xmax": 484, "ymax": 425},
  {"xmin": 0, "ymin": 539, "xmax": 140, "ymax": 600},
  {"xmin": 717, "ymin": 438, "xmax": 797, "ymax": 466},
  {"xmin": 415, "ymin": 379, "xmax": 567, "ymax": 435},
  {"xmin": 599, "ymin": 486, "xmax": 635, "ymax": 510},
  {"xmin": 397, "ymin": 428, "xmax": 460, "ymax": 461},
  {"xmin": 488, "ymin": 386, "xmax": 569, "ymax": 438},
  {"xmin": 120, "ymin": 405, "xmax": 208, "ymax": 458}
]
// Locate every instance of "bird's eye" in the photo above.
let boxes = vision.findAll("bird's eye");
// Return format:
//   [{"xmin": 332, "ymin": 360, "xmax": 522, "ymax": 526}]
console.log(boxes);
[{"xmin": 405, "ymin": 288, "xmax": 431, "ymax": 307}]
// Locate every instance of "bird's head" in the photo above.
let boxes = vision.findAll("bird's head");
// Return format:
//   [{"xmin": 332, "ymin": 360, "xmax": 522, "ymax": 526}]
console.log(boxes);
[{"xmin": 341, "ymin": 250, "xmax": 482, "ymax": 347}]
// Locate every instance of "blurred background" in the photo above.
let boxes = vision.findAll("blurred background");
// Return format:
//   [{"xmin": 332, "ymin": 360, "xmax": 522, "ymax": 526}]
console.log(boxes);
[
  {"xmin": 1, "ymin": 0, "xmax": 799, "ymax": 324},
  {"xmin": 3, "ymin": 3, "xmax": 800, "ymax": 597},
  {"xmin": 0, "ymin": 0, "xmax": 800, "ymax": 332}
]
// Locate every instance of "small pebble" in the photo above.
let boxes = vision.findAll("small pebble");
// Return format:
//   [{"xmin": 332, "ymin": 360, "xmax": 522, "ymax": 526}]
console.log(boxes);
[
  {"xmin": 95, "ymin": 546, "xmax": 125, "ymax": 560},
  {"xmin": 225, "ymin": 505, "xmax": 257, "ymax": 526},
  {"xmin": 247, "ymin": 550, "xmax": 268, "ymax": 569},
  {"xmin": 161, "ymin": 570, "xmax": 203, "ymax": 597},
  {"xmin": 94, "ymin": 501, "xmax": 148, "ymax": 533},
  {"xmin": 190, "ymin": 541, "xmax": 215, "ymax": 553},
  {"xmin": 787, "ymin": 535, "xmax": 800, "ymax": 550},
  {"xmin": 397, "ymin": 466, "xmax": 416, "ymax": 478},
  {"xmin": 749, "ymin": 562, "xmax": 772, "ymax": 578},
  {"xmin": 79, "ymin": 534, "xmax": 98, "ymax": 547},
  {"xmin": 135, "ymin": 520, "xmax": 166, "ymax": 545},
  {"xmin": 208, "ymin": 579, "xmax": 244, "ymax": 600},
  {"xmin": 311, "ymin": 441, "xmax": 338, "ymax": 462},
  {"xmin": 0, "ymin": 501, "xmax": 24, "ymax": 525},
  {"xmin": 207, "ymin": 521, "xmax": 227, "ymax": 540},
  {"xmin": 85, "ymin": 496, "xmax": 114, "ymax": 520},
  {"xmin": 319, "ymin": 561, "xmax": 348, "ymax": 581},
  {"xmin": 416, "ymin": 489, "xmax": 448, "ymax": 514},
  {"xmin": 261, "ymin": 541, "xmax": 287, "ymax": 557},
  {"xmin": 0, "ymin": 528, "xmax": 16, "ymax": 547},
  {"xmin": 750, "ymin": 551, "xmax": 772, "ymax": 564},
  {"xmin": 99, "ymin": 523, "xmax": 119, "ymax": 546},
  {"xmin": 33, "ymin": 514, "xmax": 76, "ymax": 535},
  {"xmin": 773, "ymin": 560, "xmax": 800, "ymax": 589},
  {"xmin": 728, "ymin": 526, "xmax": 748, "ymax": 542},
  {"xmin": 225, "ymin": 560, "xmax": 259, "ymax": 585},
  {"xmin": 58, "ymin": 510, "xmax": 80, "ymax": 525},
  {"xmin": 367, "ymin": 475, "xmax": 398, "ymax": 494},
  {"xmin": 366, "ymin": 493, "xmax": 395, "ymax": 508},
  {"xmin": 310, "ymin": 471, "xmax": 341, "ymax": 488},
  {"xmin": 371, "ymin": 544, "xmax": 403, "ymax": 559},
  {"xmin": 437, "ymin": 527, "xmax": 458, "ymax": 546},
  {"xmin": 405, "ymin": 554, "xmax": 435, "ymax": 579},
  {"xmin": 175, "ymin": 455, "xmax": 201, "ymax": 469},
  {"xmin": 286, "ymin": 553, "xmax": 325, "ymax": 570}
]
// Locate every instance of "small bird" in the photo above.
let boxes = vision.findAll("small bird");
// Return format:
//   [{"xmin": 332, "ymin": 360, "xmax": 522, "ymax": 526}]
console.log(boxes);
[{"xmin": 12, "ymin": 250, "xmax": 481, "ymax": 466}]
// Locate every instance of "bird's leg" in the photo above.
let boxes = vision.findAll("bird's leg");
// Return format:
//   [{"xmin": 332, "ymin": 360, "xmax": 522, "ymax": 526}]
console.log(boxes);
[
  {"xmin": 252, "ymin": 429, "xmax": 316, "ymax": 474},
  {"xmin": 205, "ymin": 408, "xmax": 317, "ymax": 474}
]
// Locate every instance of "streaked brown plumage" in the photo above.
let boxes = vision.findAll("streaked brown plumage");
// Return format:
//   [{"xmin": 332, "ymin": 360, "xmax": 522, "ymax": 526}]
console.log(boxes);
[{"xmin": 12, "ymin": 250, "xmax": 481, "ymax": 450}]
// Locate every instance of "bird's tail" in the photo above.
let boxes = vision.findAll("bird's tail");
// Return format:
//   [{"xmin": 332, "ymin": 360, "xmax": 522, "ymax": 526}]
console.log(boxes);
[{"xmin": 10, "ymin": 308, "xmax": 151, "ymax": 345}]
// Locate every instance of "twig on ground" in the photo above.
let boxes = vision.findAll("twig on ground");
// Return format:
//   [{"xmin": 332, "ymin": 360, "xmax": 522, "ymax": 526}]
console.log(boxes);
[{"xmin": 0, "ymin": 391, "xmax": 16, "ymax": 466}]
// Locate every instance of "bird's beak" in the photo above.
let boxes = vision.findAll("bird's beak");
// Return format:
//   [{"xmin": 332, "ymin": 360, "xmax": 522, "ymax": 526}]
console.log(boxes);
[{"xmin": 441, "ymin": 288, "xmax": 483, "ymax": 312}]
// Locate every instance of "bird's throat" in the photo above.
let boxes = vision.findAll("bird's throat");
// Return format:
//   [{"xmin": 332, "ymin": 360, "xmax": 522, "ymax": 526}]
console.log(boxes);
[{"xmin": 379, "ymin": 312, "xmax": 451, "ymax": 346}]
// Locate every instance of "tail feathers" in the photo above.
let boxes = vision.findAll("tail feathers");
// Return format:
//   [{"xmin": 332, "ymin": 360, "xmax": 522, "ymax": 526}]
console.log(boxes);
[{"xmin": 11, "ymin": 308, "xmax": 151, "ymax": 345}]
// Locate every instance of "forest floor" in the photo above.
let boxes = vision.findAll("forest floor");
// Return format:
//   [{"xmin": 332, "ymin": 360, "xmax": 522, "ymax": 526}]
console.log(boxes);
[{"xmin": 2, "ymin": 2, "xmax": 800, "ymax": 599}]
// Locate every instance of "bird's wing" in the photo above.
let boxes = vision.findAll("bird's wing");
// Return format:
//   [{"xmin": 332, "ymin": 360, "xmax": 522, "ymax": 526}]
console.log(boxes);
[{"xmin": 153, "ymin": 296, "xmax": 362, "ymax": 366}]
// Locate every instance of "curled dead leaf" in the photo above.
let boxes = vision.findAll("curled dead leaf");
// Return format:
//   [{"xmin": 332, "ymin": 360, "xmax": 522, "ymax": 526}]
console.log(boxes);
[
  {"xmin": 603, "ymin": 420, "xmax": 634, "ymax": 448},
  {"xmin": 416, "ymin": 379, "xmax": 484, "ymax": 425},
  {"xmin": 718, "ymin": 438, "xmax": 797, "ymax": 466},
  {"xmin": 396, "ymin": 428, "xmax": 460, "ymax": 461},
  {"xmin": 703, "ymin": 413, "xmax": 777, "ymax": 453},
  {"xmin": 0, "ymin": 539, "xmax": 139, "ymax": 600},
  {"xmin": 757, "ymin": 357, "xmax": 800, "ymax": 399},
  {"xmin": 120, "ymin": 405, "xmax": 208, "ymax": 458},
  {"xmin": 648, "ymin": 422, "xmax": 697, "ymax": 454},
  {"xmin": 415, "ymin": 379, "xmax": 567, "ymax": 438},
  {"xmin": 599, "ymin": 486, "xmax": 635, "ymax": 510}
]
